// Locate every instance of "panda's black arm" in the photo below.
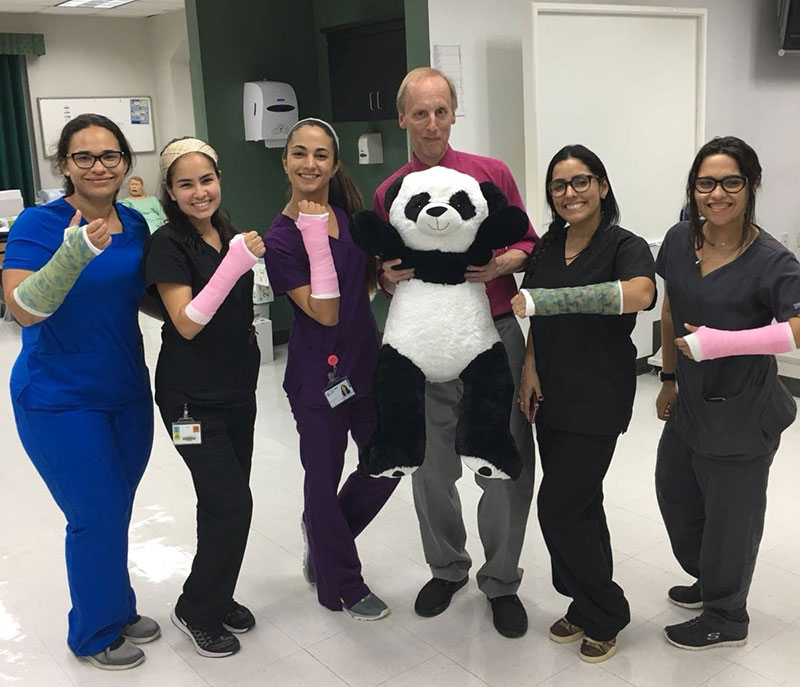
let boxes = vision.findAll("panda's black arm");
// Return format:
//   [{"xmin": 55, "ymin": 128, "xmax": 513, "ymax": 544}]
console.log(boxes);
[
  {"xmin": 465, "ymin": 206, "xmax": 530, "ymax": 265},
  {"xmin": 350, "ymin": 210, "xmax": 408, "ymax": 261}
]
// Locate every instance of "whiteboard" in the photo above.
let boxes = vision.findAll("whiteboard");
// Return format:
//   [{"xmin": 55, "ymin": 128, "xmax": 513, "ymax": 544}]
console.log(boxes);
[
  {"xmin": 522, "ymin": 4, "xmax": 706, "ymax": 240},
  {"xmin": 38, "ymin": 96, "xmax": 155, "ymax": 156}
]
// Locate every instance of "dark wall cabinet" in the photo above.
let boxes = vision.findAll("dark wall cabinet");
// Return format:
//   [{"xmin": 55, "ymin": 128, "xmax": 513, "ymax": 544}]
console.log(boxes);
[{"xmin": 323, "ymin": 18, "xmax": 407, "ymax": 122}]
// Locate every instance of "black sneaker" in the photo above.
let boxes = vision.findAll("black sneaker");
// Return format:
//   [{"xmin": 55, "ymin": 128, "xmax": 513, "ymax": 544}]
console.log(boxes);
[
  {"xmin": 668, "ymin": 582, "xmax": 702, "ymax": 609},
  {"xmin": 223, "ymin": 601, "xmax": 256, "ymax": 634},
  {"xmin": 171, "ymin": 608, "xmax": 240, "ymax": 657},
  {"xmin": 414, "ymin": 576, "xmax": 468, "ymax": 617},
  {"xmin": 664, "ymin": 616, "xmax": 747, "ymax": 650},
  {"xmin": 489, "ymin": 594, "xmax": 528, "ymax": 638}
]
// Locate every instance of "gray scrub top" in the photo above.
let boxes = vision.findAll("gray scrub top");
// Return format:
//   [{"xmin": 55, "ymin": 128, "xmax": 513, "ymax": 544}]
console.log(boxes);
[{"xmin": 656, "ymin": 222, "xmax": 800, "ymax": 458}]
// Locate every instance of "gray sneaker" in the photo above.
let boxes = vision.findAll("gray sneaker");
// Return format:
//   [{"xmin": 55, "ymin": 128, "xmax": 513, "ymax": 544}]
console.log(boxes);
[
  {"xmin": 342, "ymin": 593, "xmax": 390, "ymax": 621},
  {"xmin": 81, "ymin": 637, "xmax": 145, "ymax": 670},
  {"xmin": 301, "ymin": 520, "xmax": 315, "ymax": 585},
  {"xmin": 122, "ymin": 614, "xmax": 161, "ymax": 644}
]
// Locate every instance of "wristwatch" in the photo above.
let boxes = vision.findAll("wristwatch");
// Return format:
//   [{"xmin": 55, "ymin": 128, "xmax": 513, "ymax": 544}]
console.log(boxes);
[{"xmin": 659, "ymin": 371, "xmax": 676, "ymax": 383}]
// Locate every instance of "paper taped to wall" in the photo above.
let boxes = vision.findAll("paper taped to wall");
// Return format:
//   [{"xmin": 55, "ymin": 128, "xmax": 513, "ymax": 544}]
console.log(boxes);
[{"xmin": 432, "ymin": 44, "xmax": 466, "ymax": 117}]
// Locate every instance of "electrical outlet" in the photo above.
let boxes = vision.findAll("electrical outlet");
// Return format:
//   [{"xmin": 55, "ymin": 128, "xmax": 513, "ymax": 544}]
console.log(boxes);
[{"xmin": 781, "ymin": 232, "xmax": 790, "ymax": 246}]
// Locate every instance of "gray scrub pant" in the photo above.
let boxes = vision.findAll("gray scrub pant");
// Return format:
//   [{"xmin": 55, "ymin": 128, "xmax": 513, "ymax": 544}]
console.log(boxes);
[
  {"xmin": 656, "ymin": 421, "xmax": 775, "ymax": 634},
  {"xmin": 411, "ymin": 314, "xmax": 535, "ymax": 598}
]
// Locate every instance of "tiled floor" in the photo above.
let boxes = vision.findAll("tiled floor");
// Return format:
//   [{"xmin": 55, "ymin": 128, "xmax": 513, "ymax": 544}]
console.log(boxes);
[{"xmin": 1, "ymin": 315, "xmax": 800, "ymax": 687}]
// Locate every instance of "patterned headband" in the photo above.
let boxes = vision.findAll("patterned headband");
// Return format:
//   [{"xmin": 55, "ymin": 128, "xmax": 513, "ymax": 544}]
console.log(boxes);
[{"xmin": 160, "ymin": 138, "xmax": 218, "ymax": 179}]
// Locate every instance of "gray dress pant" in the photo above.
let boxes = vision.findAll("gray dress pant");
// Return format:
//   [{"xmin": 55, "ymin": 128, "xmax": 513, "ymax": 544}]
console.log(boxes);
[
  {"xmin": 411, "ymin": 314, "xmax": 535, "ymax": 598},
  {"xmin": 656, "ymin": 421, "xmax": 775, "ymax": 634}
]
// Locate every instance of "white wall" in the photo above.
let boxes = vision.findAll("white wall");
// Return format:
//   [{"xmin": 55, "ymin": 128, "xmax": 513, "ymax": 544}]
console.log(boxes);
[
  {"xmin": 147, "ymin": 9, "xmax": 195, "ymax": 155},
  {"xmin": 428, "ymin": 0, "xmax": 800, "ymax": 252},
  {"xmin": 0, "ymin": 11, "xmax": 194, "ymax": 199}
]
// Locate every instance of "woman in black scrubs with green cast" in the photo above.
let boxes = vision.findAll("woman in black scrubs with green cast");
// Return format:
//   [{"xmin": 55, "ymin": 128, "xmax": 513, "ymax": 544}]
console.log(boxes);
[
  {"xmin": 654, "ymin": 136, "xmax": 800, "ymax": 651},
  {"xmin": 513, "ymin": 144, "xmax": 656, "ymax": 663}
]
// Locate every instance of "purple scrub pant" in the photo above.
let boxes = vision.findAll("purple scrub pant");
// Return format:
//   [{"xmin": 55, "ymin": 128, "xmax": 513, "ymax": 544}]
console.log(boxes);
[{"xmin": 289, "ymin": 393, "xmax": 398, "ymax": 610}]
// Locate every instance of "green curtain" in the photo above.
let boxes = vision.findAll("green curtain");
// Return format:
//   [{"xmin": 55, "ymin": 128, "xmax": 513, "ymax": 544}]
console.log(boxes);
[
  {"xmin": 0, "ymin": 55, "xmax": 36, "ymax": 207},
  {"xmin": 0, "ymin": 33, "xmax": 45, "ymax": 56}
]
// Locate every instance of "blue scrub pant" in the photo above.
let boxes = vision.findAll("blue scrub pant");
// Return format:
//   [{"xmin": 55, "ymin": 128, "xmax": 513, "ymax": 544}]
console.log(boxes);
[{"xmin": 11, "ymin": 396, "xmax": 153, "ymax": 656}]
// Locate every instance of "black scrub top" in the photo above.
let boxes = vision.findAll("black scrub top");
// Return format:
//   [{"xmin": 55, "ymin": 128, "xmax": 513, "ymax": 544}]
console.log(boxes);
[
  {"xmin": 656, "ymin": 221, "xmax": 800, "ymax": 458},
  {"xmin": 523, "ymin": 224, "xmax": 656, "ymax": 436},
  {"xmin": 144, "ymin": 223, "xmax": 260, "ymax": 408}
]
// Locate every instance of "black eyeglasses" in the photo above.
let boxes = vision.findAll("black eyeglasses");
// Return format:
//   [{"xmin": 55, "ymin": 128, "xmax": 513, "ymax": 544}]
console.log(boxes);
[
  {"xmin": 694, "ymin": 175, "xmax": 746, "ymax": 194},
  {"xmin": 547, "ymin": 174, "xmax": 601, "ymax": 197},
  {"xmin": 67, "ymin": 151, "xmax": 126, "ymax": 169}
]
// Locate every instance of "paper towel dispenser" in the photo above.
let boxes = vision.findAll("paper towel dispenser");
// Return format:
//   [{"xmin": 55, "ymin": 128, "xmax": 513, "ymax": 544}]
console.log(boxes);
[{"xmin": 243, "ymin": 81, "xmax": 298, "ymax": 148}]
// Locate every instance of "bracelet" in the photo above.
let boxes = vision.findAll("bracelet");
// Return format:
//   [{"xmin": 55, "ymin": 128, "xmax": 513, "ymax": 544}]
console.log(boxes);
[{"xmin": 659, "ymin": 371, "xmax": 676, "ymax": 382}]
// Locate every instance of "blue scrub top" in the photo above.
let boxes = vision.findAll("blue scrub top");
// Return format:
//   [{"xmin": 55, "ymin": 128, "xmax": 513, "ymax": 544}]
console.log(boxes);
[{"xmin": 5, "ymin": 197, "xmax": 151, "ymax": 410}]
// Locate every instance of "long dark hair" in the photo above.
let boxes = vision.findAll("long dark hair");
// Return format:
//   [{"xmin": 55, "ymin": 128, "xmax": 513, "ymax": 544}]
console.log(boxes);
[
  {"xmin": 282, "ymin": 120, "xmax": 377, "ymax": 293},
  {"xmin": 686, "ymin": 136, "xmax": 761, "ymax": 250},
  {"xmin": 160, "ymin": 141, "xmax": 237, "ymax": 252},
  {"xmin": 524, "ymin": 144, "xmax": 619, "ymax": 281},
  {"xmin": 54, "ymin": 113, "xmax": 133, "ymax": 197}
]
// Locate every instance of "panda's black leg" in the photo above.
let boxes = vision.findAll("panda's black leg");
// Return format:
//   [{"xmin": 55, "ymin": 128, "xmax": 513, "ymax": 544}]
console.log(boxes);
[
  {"xmin": 364, "ymin": 345, "xmax": 427, "ymax": 478},
  {"xmin": 456, "ymin": 342, "xmax": 521, "ymax": 480}
]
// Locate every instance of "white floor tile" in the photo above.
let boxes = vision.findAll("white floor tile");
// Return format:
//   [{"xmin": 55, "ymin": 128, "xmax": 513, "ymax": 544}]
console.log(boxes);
[
  {"xmin": 378, "ymin": 654, "xmax": 490, "ymax": 686},
  {"xmin": 226, "ymin": 649, "xmax": 348, "ymax": 687},
  {"xmin": 2, "ymin": 317, "xmax": 800, "ymax": 687},
  {"xmin": 305, "ymin": 620, "xmax": 438, "ymax": 687},
  {"xmin": 736, "ymin": 624, "xmax": 800, "ymax": 686}
]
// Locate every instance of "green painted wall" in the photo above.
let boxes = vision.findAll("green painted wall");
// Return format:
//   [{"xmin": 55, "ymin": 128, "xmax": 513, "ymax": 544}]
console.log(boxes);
[
  {"xmin": 186, "ymin": 0, "xmax": 430, "ymax": 340},
  {"xmin": 187, "ymin": 0, "xmax": 319, "ymax": 335}
]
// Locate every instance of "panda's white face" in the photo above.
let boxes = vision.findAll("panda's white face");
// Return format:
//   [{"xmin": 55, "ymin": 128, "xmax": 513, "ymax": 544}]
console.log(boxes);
[{"xmin": 388, "ymin": 167, "xmax": 488, "ymax": 253}]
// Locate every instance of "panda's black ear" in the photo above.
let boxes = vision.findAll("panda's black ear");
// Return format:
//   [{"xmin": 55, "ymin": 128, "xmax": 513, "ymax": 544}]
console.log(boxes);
[
  {"xmin": 480, "ymin": 182, "xmax": 509, "ymax": 214},
  {"xmin": 384, "ymin": 175, "xmax": 406, "ymax": 212}
]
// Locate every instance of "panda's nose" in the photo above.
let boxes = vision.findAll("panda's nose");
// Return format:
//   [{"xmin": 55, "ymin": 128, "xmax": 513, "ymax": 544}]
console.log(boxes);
[{"xmin": 426, "ymin": 206, "xmax": 447, "ymax": 217}]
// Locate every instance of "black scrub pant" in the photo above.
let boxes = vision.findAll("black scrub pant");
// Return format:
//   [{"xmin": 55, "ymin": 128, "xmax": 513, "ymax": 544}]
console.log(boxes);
[
  {"xmin": 159, "ymin": 397, "xmax": 256, "ymax": 629},
  {"xmin": 655, "ymin": 421, "xmax": 775, "ymax": 635},
  {"xmin": 536, "ymin": 422, "xmax": 630, "ymax": 641}
]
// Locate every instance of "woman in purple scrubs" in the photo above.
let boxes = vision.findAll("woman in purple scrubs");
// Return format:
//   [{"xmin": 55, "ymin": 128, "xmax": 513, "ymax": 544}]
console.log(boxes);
[{"xmin": 264, "ymin": 119, "xmax": 397, "ymax": 620}]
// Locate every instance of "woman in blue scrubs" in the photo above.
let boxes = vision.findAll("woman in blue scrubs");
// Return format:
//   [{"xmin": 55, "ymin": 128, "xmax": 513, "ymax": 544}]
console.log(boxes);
[{"xmin": 2, "ymin": 114, "xmax": 157, "ymax": 670}]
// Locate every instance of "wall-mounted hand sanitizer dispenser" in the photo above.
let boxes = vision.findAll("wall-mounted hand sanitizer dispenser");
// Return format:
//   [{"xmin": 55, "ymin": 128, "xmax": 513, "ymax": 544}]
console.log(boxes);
[
  {"xmin": 358, "ymin": 133, "xmax": 383, "ymax": 165},
  {"xmin": 243, "ymin": 81, "xmax": 298, "ymax": 148}
]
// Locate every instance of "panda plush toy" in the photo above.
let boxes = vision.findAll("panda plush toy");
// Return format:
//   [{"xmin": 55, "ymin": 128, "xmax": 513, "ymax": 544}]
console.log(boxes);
[{"xmin": 350, "ymin": 166, "xmax": 529, "ymax": 480}]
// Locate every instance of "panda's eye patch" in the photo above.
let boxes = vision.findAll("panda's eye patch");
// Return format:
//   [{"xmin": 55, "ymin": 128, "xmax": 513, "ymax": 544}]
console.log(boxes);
[
  {"xmin": 405, "ymin": 192, "xmax": 431, "ymax": 221},
  {"xmin": 448, "ymin": 191, "xmax": 476, "ymax": 220}
]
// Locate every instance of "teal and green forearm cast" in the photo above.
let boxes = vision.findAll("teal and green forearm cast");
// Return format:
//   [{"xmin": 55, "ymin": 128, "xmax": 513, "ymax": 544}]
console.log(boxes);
[
  {"xmin": 13, "ymin": 225, "xmax": 102, "ymax": 317},
  {"xmin": 521, "ymin": 280, "xmax": 623, "ymax": 316}
]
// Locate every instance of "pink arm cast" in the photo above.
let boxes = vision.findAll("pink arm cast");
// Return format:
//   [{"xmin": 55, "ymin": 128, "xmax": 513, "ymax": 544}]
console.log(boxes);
[
  {"xmin": 297, "ymin": 211, "xmax": 339, "ymax": 299},
  {"xmin": 184, "ymin": 234, "xmax": 259, "ymax": 325},
  {"xmin": 684, "ymin": 322, "xmax": 797, "ymax": 362}
]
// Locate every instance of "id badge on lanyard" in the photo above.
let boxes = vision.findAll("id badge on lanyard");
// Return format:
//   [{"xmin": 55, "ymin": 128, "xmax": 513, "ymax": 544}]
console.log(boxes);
[
  {"xmin": 324, "ymin": 354, "xmax": 355, "ymax": 409},
  {"xmin": 172, "ymin": 404, "xmax": 203, "ymax": 445}
]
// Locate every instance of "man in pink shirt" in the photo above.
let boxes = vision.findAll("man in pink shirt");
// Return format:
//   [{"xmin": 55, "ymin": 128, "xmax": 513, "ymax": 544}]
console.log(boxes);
[{"xmin": 373, "ymin": 67, "xmax": 537, "ymax": 638}]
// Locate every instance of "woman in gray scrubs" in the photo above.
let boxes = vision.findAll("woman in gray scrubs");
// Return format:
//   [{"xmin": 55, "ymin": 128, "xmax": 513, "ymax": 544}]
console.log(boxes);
[{"xmin": 655, "ymin": 136, "xmax": 800, "ymax": 651}]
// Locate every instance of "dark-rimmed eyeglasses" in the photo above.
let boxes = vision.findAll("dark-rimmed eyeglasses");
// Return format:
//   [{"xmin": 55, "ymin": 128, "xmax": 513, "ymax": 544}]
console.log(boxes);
[
  {"xmin": 67, "ymin": 151, "xmax": 126, "ymax": 169},
  {"xmin": 694, "ymin": 175, "xmax": 746, "ymax": 194},
  {"xmin": 547, "ymin": 174, "xmax": 601, "ymax": 197}
]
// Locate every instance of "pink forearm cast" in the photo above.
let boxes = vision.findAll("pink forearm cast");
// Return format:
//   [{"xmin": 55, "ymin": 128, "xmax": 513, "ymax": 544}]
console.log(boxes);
[
  {"xmin": 184, "ymin": 234, "xmax": 259, "ymax": 325},
  {"xmin": 684, "ymin": 322, "xmax": 797, "ymax": 362},
  {"xmin": 297, "ymin": 211, "xmax": 339, "ymax": 299}
]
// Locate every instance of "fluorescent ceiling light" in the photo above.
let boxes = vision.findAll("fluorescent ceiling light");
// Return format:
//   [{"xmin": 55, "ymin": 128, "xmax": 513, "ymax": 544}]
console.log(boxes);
[{"xmin": 57, "ymin": 0, "xmax": 136, "ymax": 8}]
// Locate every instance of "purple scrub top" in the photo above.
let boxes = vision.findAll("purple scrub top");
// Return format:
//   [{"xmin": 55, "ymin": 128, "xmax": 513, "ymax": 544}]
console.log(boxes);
[{"xmin": 264, "ymin": 206, "xmax": 380, "ymax": 408}]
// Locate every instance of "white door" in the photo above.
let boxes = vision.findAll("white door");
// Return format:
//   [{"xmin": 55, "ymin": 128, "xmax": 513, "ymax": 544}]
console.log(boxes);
[{"xmin": 522, "ymin": 3, "xmax": 707, "ymax": 357}]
